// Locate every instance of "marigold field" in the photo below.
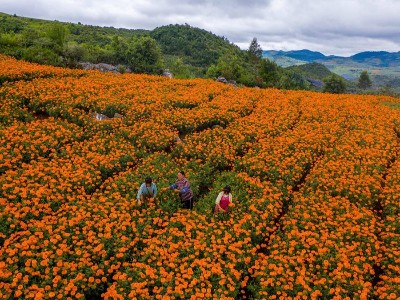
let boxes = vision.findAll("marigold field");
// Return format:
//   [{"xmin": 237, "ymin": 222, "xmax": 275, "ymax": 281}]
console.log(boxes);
[{"xmin": 0, "ymin": 54, "xmax": 399, "ymax": 300}]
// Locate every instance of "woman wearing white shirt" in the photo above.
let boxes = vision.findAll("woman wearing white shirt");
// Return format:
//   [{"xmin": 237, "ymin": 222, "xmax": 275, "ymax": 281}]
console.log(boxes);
[{"xmin": 214, "ymin": 185, "xmax": 232, "ymax": 214}]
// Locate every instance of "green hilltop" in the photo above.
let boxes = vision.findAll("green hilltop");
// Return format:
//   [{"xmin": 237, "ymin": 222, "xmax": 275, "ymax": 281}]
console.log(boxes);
[{"xmin": 287, "ymin": 62, "xmax": 334, "ymax": 81}]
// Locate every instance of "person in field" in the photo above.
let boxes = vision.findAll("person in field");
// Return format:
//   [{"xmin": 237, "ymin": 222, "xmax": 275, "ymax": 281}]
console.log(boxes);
[
  {"xmin": 162, "ymin": 170, "xmax": 194, "ymax": 210},
  {"xmin": 137, "ymin": 177, "xmax": 158, "ymax": 205},
  {"xmin": 214, "ymin": 185, "xmax": 233, "ymax": 214}
]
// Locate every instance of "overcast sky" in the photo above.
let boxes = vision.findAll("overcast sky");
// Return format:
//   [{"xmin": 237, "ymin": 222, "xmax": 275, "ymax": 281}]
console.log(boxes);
[{"xmin": 1, "ymin": 0, "xmax": 399, "ymax": 56}]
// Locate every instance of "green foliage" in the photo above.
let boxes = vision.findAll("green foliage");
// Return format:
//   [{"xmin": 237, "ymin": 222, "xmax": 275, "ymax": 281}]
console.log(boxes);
[
  {"xmin": 259, "ymin": 59, "xmax": 281, "ymax": 87},
  {"xmin": 286, "ymin": 62, "xmax": 334, "ymax": 81},
  {"xmin": 0, "ymin": 14, "xmax": 25, "ymax": 34},
  {"xmin": 169, "ymin": 57, "xmax": 192, "ymax": 79},
  {"xmin": 20, "ymin": 28, "xmax": 41, "ymax": 48},
  {"xmin": 47, "ymin": 23, "xmax": 69, "ymax": 49},
  {"xmin": 128, "ymin": 36, "xmax": 164, "ymax": 75},
  {"xmin": 323, "ymin": 74, "xmax": 347, "ymax": 94},
  {"xmin": 62, "ymin": 42, "xmax": 86, "ymax": 67},
  {"xmin": 0, "ymin": 33, "xmax": 22, "ymax": 57},
  {"xmin": 357, "ymin": 70, "xmax": 372, "ymax": 90},
  {"xmin": 206, "ymin": 51, "xmax": 247, "ymax": 82},
  {"xmin": 23, "ymin": 46, "xmax": 62, "ymax": 65},
  {"xmin": 279, "ymin": 70, "xmax": 311, "ymax": 90}
]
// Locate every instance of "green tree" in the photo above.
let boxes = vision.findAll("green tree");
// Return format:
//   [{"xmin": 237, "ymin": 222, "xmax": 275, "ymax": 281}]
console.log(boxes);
[
  {"xmin": 323, "ymin": 74, "xmax": 347, "ymax": 94},
  {"xmin": 109, "ymin": 36, "xmax": 129, "ymax": 65},
  {"xmin": 357, "ymin": 70, "xmax": 372, "ymax": 90},
  {"xmin": 377, "ymin": 83, "xmax": 396, "ymax": 97},
  {"xmin": 0, "ymin": 15, "xmax": 25, "ymax": 33},
  {"xmin": 206, "ymin": 51, "xmax": 248, "ymax": 83},
  {"xmin": 248, "ymin": 37, "xmax": 262, "ymax": 62},
  {"xmin": 23, "ymin": 46, "xmax": 62, "ymax": 65},
  {"xmin": 279, "ymin": 70, "xmax": 310, "ymax": 90},
  {"xmin": 0, "ymin": 33, "xmax": 21, "ymax": 56},
  {"xmin": 128, "ymin": 36, "xmax": 164, "ymax": 75},
  {"xmin": 47, "ymin": 23, "xmax": 68, "ymax": 49},
  {"xmin": 20, "ymin": 28, "xmax": 40, "ymax": 48},
  {"xmin": 170, "ymin": 57, "xmax": 191, "ymax": 79},
  {"xmin": 63, "ymin": 42, "xmax": 86, "ymax": 67},
  {"xmin": 259, "ymin": 59, "xmax": 280, "ymax": 87}
]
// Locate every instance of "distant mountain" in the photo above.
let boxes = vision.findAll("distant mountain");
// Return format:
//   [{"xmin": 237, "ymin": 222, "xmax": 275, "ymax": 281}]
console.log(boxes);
[
  {"xmin": 350, "ymin": 51, "xmax": 400, "ymax": 67},
  {"xmin": 263, "ymin": 50, "xmax": 400, "ymax": 67},
  {"xmin": 263, "ymin": 49, "xmax": 400, "ymax": 91},
  {"xmin": 285, "ymin": 50, "xmax": 326, "ymax": 62}
]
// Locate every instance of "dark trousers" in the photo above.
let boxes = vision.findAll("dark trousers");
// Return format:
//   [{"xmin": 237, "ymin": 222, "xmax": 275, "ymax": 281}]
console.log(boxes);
[{"xmin": 182, "ymin": 198, "xmax": 193, "ymax": 210}]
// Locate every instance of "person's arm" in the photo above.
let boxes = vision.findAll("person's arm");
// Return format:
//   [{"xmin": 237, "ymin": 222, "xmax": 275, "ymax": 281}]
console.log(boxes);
[
  {"xmin": 161, "ymin": 183, "xmax": 176, "ymax": 192},
  {"xmin": 152, "ymin": 183, "xmax": 158, "ymax": 198},
  {"xmin": 137, "ymin": 184, "xmax": 144, "ymax": 200},
  {"xmin": 229, "ymin": 193, "xmax": 233, "ymax": 203},
  {"xmin": 215, "ymin": 192, "xmax": 224, "ymax": 211},
  {"xmin": 161, "ymin": 183, "xmax": 179, "ymax": 193},
  {"xmin": 215, "ymin": 192, "xmax": 222, "ymax": 205}
]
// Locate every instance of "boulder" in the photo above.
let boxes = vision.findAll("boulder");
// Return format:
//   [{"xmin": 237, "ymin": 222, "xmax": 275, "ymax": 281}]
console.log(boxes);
[
  {"xmin": 216, "ymin": 76, "xmax": 228, "ymax": 84},
  {"xmin": 93, "ymin": 112, "xmax": 125, "ymax": 121},
  {"xmin": 163, "ymin": 69, "xmax": 173, "ymax": 78},
  {"xmin": 93, "ymin": 112, "xmax": 110, "ymax": 121},
  {"xmin": 78, "ymin": 62, "xmax": 120, "ymax": 73}
]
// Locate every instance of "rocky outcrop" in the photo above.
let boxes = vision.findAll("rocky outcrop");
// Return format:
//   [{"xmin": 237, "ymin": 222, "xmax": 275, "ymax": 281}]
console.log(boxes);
[
  {"xmin": 216, "ymin": 76, "xmax": 237, "ymax": 87},
  {"xmin": 216, "ymin": 76, "xmax": 228, "ymax": 84},
  {"xmin": 79, "ymin": 62, "xmax": 119, "ymax": 73},
  {"xmin": 162, "ymin": 69, "xmax": 173, "ymax": 78},
  {"xmin": 78, "ymin": 63, "xmax": 173, "ymax": 78},
  {"xmin": 93, "ymin": 112, "xmax": 124, "ymax": 121}
]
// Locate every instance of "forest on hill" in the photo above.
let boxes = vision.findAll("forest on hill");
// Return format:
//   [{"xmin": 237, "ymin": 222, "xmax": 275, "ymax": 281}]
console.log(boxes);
[{"xmin": 0, "ymin": 12, "xmax": 395, "ymax": 95}]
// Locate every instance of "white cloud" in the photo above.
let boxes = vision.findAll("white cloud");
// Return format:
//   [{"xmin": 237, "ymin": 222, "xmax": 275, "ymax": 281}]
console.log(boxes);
[{"xmin": 1, "ymin": 0, "xmax": 400, "ymax": 56}]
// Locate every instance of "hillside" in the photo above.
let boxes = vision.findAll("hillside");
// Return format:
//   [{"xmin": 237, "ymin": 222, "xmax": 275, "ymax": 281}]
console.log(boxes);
[
  {"xmin": 286, "ymin": 62, "xmax": 333, "ymax": 80},
  {"xmin": 285, "ymin": 62, "xmax": 339, "ymax": 91},
  {"xmin": 0, "ymin": 12, "xmax": 148, "ymax": 44},
  {"xmin": 1, "ymin": 54, "xmax": 400, "ymax": 299},
  {"xmin": 0, "ymin": 12, "xmax": 239, "ymax": 75}
]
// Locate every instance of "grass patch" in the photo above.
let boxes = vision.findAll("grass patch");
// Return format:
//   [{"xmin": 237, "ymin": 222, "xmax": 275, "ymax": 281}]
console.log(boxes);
[{"xmin": 381, "ymin": 101, "xmax": 400, "ymax": 110}]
